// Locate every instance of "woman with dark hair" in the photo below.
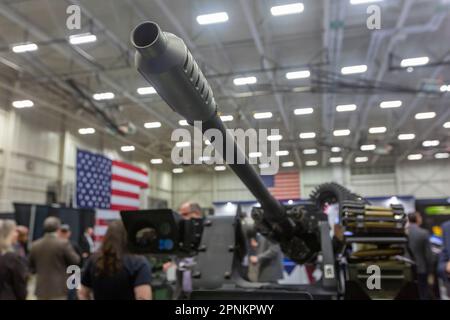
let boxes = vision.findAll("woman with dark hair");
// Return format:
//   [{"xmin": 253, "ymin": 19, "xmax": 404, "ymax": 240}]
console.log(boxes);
[{"xmin": 78, "ymin": 221, "xmax": 152, "ymax": 300}]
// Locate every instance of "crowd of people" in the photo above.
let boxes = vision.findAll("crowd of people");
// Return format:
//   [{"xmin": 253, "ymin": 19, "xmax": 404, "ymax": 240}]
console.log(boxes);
[
  {"xmin": 0, "ymin": 206, "xmax": 450, "ymax": 300},
  {"xmin": 0, "ymin": 217, "xmax": 152, "ymax": 300}
]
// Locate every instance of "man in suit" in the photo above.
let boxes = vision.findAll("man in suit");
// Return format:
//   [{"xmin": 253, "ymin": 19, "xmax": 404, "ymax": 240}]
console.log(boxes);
[
  {"xmin": 407, "ymin": 213, "xmax": 433, "ymax": 299},
  {"xmin": 249, "ymin": 233, "xmax": 284, "ymax": 283},
  {"xmin": 29, "ymin": 217, "xmax": 80, "ymax": 300},
  {"xmin": 438, "ymin": 220, "xmax": 450, "ymax": 297},
  {"xmin": 79, "ymin": 226, "xmax": 94, "ymax": 264}
]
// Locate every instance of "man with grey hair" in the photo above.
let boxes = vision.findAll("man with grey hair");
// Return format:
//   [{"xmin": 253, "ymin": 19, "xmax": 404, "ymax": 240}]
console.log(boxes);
[{"xmin": 29, "ymin": 217, "xmax": 80, "ymax": 300}]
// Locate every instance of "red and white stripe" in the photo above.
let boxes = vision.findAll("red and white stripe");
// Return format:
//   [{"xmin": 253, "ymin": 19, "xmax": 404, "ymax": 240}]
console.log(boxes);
[
  {"xmin": 110, "ymin": 160, "xmax": 148, "ymax": 211},
  {"xmin": 269, "ymin": 171, "xmax": 300, "ymax": 200},
  {"xmin": 94, "ymin": 161, "xmax": 148, "ymax": 245}
]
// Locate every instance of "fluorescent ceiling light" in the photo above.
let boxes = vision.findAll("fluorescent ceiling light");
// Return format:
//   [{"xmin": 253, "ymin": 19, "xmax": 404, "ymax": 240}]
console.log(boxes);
[
  {"xmin": 137, "ymin": 86, "xmax": 157, "ymax": 95},
  {"xmin": 69, "ymin": 33, "xmax": 97, "ymax": 45},
  {"xmin": 336, "ymin": 104, "xmax": 357, "ymax": 112},
  {"xmin": 329, "ymin": 157, "xmax": 343, "ymax": 163},
  {"xmin": 303, "ymin": 149, "xmax": 317, "ymax": 155},
  {"xmin": 380, "ymin": 100, "xmax": 402, "ymax": 109},
  {"xmin": 331, "ymin": 147, "xmax": 342, "ymax": 153},
  {"xmin": 435, "ymin": 153, "xmax": 449, "ymax": 159},
  {"xmin": 282, "ymin": 161, "xmax": 295, "ymax": 168},
  {"xmin": 401, "ymin": 56, "xmax": 429, "ymax": 68},
  {"xmin": 199, "ymin": 156, "xmax": 211, "ymax": 162},
  {"xmin": 398, "ymin": 133, "xmax": 415, "ymax": 140},
  {"xmin": 276, "ymin": 150, "xmax": 290, "ymax": 156},
  {"xmin": 333, "ymin": 129, "xmax": 351, "ymax": 137},
  {"xmin": 220, "ymin": 115, "xmax": 234, "ymax": 122},
  {"xmin": 249, "ymin": 152, "xmax": 262, "ymax": 158},
  {"xmin": 179, "ymin": 120, "xmax": 189, "ymax": 126},
  {"xmin": 173, "ymin": 168, "xmax": 184, "ymax": 174},
  {"xmin": 422, "ymin": 140, "xmax": 439, "ymax": 147},
  {"xmin": 350, "ymin": 0, "xmax": 383, "ymax": 5},
  {"xmin": 299, "ymin": 132, "xmax": 316, "ymax": 139},
  {"xmin": 268, "ymin": 134, "xmax": 283, "ymax": 141},
  {"xmin": 253, "ymin": 112, "xmax": 272, "ymax": 119},
  {"xmin": 444, "ymin": 122, "xmax": 450, "ymax": 129},
  {"xmin": 440, "ymin": 85, "xmax": 449, "ymax": 92},
  {"xmin": 12, "ymin": 42, "xmax": 38, "ymax": 53},
  {"xmin": 176, "ymin": 141, "xmax": 191, "ymax": 148},
  {"xmin": 150, "ymin": 159, "xmax": 163, "ymax": 164},
  {"xmin": 121, "ymin": 146, "xmax": 135, "ymax": 152},
  {"xmin": 407, "ymin": 154, "xmax": 423, "ymax": 161},
  {"xmin": 233, "ymin": 76, "xmax": 257, "ymax": 86},
  {"xmin": 355, "ymin": 156, "xmax": 369, "ymax": 163},
  {"xmin": 306, "ymin": 160, "xmax": 318, "ymax": 167},
  {"xmin": 215, "ymin": 165, "xmax": 226, "ymax": 171},
  {"xmin": 93, "ymin": 92, "xmax": 115, "ymax": 101},
  {"xmin": 144, "ymin": 121, "xmax": 161, "ymax": 129},
  {"xmin": 294, "ymin": 107, "xmax": 314, "ymax": 115},
  {"xmin": 286, "ymin": 70, "xmax": 310, "ymax": 80},
  {"xmin": 78, "ymin": 128, "xmax": 95, "ymax": 135},
  {"xmin": 415, "ymin": 112, "xmax": 436, "ymax": 120},
  {"xmin": 12, "ymin": 99, "xmax": 34, "ymax": 109},
  {"xmin": 271, "ymin": 3, "xmax": 304, "ymax": 16},
  {"xmin": 196, "ymin": 12, "xmax": 229, "ymax": 25},
  {"xmin": 360, "ymin": 144, "xmax": 376, "ymax": 151},
  {"xmin": 259, "ymin": 163, "xmax": 270, "ymax": 169},
  {"xmin": 369, "ymin": 126, "xmax": 387, "ymax": 134},
  {"xmin": 341, "ymin": 65, "xmax": 367, "ymax": 75}
]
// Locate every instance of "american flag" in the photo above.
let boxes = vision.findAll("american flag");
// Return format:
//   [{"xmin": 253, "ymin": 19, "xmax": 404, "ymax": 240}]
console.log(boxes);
[
  {"xmin": 76, "ymin": 149, "xmax": 148, "ymax": 242},
  {"xmin": 261, "ymin": 171, "xmax": 300, "ymax": 200}
]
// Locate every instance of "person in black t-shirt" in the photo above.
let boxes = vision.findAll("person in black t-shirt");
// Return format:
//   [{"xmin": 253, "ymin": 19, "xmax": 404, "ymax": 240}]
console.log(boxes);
[{"xmin": 78, "ymin": 220, "xmax": 152, "ymax": 300}]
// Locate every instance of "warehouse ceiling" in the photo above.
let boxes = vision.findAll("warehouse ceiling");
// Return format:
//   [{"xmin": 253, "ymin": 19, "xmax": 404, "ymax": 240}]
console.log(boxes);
[{"xmin": 0, "ymin": 0, "xmax": 449, "ymax": 172}]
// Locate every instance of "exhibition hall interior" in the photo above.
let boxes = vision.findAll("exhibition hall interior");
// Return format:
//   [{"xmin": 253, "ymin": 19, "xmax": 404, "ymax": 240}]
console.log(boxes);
[{"xmin": 0, "ymin": 0, "xmax": 449, "ymax": 302}]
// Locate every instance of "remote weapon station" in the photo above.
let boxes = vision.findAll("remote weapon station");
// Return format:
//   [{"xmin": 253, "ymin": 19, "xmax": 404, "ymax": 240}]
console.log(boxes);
[{"xmin": 122, "ymin": 21, "xmax": 417, "ymax": 300}]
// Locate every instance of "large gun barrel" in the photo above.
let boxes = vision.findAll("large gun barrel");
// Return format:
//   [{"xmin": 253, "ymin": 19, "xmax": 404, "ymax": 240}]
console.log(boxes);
[{"xmin": 131, "ymin": 22, "xmax": 294, "ymax": 236}]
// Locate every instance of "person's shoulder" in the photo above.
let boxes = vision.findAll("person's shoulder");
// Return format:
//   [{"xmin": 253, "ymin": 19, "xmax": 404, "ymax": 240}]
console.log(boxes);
[{"xmin": 123, "ymin": 254, "xmax": 150, "ymax": 269}]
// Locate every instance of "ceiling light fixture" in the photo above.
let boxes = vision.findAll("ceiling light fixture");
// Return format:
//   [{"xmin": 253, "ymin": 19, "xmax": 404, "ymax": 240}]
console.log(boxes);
[
  {"xmin": 282, "ymin": 161, "xmax": 295, "ymax": 167},
  {"xmin": 400, "ymin": 56, "xmax": 429, "ymax": 68},
  {"xmin": 78, "ymin": 128, "xmax": 95, "ymax": 135},
  {"xmin": 137, "ymin": 86, "xmax": 157, "ymax": 95},
  {"xmin": 369, "ymin": 126, "xmax": 387, "ymax": 134},
  {"xmin": 333, "ymin": 129, "xmax": 351, "ymax": 136},
  {"xmin": 380, "ymin": 100, "xmax": 402, "ymax": 109},
  {"xmin": 336, "ymin": 104, "xmax": 357, "ymax": 112},
  {"xmin": 398, "ymin": 134, "xmax": 415, "ymax": 140},
  {"xmin": 276, "ymin": 150, "xmax": 290, "ymax": 156},
  {"xmin": 341, "ymin": 65, "xmax": 367, "ymax": 75},
  {"xmin": 196, "ymin": 12, "xmax": 229, "ymax": 25},
  {"xmin": 12, "ymin": 99, "xmax": 34, "ymax": 109},
  {"xmin": 150, "ymin": 159, "xmax": 163, "ymax": 164},
  {"xmin": 299, "ymin": 132, "xmax": 316, "ymax": 139},
  {"xmin": 270, "ymin": 3, "xmax": 304, "ymax": 16},
  {"xmin": 294, "ymin": 107, "xmax": 314, "ymax": 115},
  {"xmin": 415, "ymin": 112, "xmax": 436, "ymax": 120},
  {"xmin": 69, "ymin": 33, "xmax": 97, "ymax": 45},
  {"xmin": 422, "ymin": 140, "xmax": 439, "ymax": 147},
  {"xmin": 407, "ymin": 154, "xmax": 423, "ymax": 161},
  {"xmin": 286, "ymin": 70, "xmax": 310, "ymax": 80},
  {"xmin": 12, "ymin": 42, "xmax": 38, "ymax": 53},
  {"xmin": 253, "ymin": 112, "xmax": 273, "ymax": 119},
  {"xmin": 233, "ymin": 76, "xmax": 257, "ymax": 86},
  {"xmin": 93, "ymin": 92, "xmax": 115, "ymax": 101},
  {"xmin": 144, "ymin": 121, "xmax": 161, "ymax": 129},
  {"xmin": 121, "ymin": 146, "xmax": 135, "ymax": 152}
]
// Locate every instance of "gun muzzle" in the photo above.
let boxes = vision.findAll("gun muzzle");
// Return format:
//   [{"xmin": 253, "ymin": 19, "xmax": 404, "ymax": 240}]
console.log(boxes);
[
  {"xmin": 131, "ymin": 21, "xmax": 294, "ymax": 238},
  {"xmin": 132, "ymin": 21, "xmax": 216, "ymax": 123}
]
